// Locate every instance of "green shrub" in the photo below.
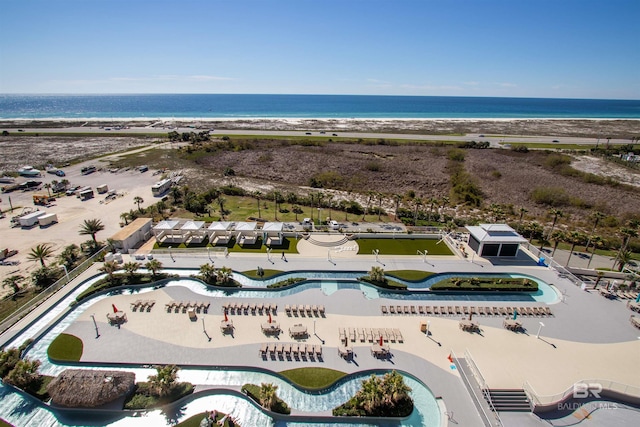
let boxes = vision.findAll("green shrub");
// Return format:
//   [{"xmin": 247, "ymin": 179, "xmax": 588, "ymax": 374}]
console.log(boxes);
[
  {"xmin": 530, "ymin": 187, "xmax": 569, "ymax": 207},
  {"xmin": 447, "ymin": 148, "xmax": 466, "ymax": 161}
]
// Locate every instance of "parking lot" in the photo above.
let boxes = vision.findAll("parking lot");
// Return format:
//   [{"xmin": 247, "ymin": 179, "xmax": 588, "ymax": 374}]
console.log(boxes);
[{"xmin": 0, "ymin": 160, "xmax": 161, "ymax": 295}]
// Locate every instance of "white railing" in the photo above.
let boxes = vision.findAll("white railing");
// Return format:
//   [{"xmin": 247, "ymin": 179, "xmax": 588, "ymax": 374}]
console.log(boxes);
[
  {"xmin": 524, "ymin": 379, "xmax": 640, "ymax": 409},
  {"xmin": 457, "ymin": 349, "xmax": 503, "ymax": 427},
  {"xmin": 524, "ymin": 243, "xmax": 582, "ymax": 286}
]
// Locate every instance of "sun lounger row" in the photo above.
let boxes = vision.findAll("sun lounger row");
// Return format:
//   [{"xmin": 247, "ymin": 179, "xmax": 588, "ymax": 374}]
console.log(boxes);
[
  {"xmin": 339, "ymin": 327, "xmax": 403, "ymax": 343},
  {"xmin": 130, "ymin": 300, "xmax": 156, "ymax": 312},
  {"xmin": 616, "ymin": 290, "xmax": 639, "ymax": 300},
  {"xmin": 259, "ymin": 342, "xmax": 323, "ymax": 360},
  {"xmin": 165, "ymin": 300, "xmax": 210, "ymax": 313},
  {"xmin": 285, "ymin": 304, "xmax": 325, "ymax": 317},
  {"xmin": 630, "ymin": 315, "xmax": 640, "ymax": 329},
  {"xmin": 222, "ymin": 302, "xmax": 277, "ymax": 315},
  {"xmin": 381, "ymin": 304, "xmax": 552, "ymax": 317}
]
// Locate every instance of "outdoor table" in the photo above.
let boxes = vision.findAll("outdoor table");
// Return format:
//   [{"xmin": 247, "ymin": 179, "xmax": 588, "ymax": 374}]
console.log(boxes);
[
  {"xmin": 220, "ymin": 320, "xmax": 233, "ymax": 330},
  {"xmin": 107, "ymin": 311, "xmax": 127, "ymax": 325},
  {"xmin": 459, "ymin": 319, "xmax": 477, "ymax": 331},
  {"xmin": 503, "ymin": 319, "xmax": 522, "ymax": 331},
  {"xmin": 289, "ymin": 324, "xmax": 307, "ymax": 337},
  {"xmin": 261, "ymin": 322, "xmax": 280, "ymax": 333},
  {"xmin": 371, "ymin": 343, "xmax": 390, "ymax": 355}
]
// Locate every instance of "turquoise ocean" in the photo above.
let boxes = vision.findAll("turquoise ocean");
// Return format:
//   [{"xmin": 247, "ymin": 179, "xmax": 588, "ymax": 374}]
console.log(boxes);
[{"xmin": 1, "ymin": 94, "xmax": 639, "ymax": 119}]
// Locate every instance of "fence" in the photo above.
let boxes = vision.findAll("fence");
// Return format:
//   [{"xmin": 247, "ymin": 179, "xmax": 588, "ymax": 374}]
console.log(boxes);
[
  {"xmin": 0, "ymin": 246, "xmax": 107, "ymax": 336},
  {"xmin": 524, "ymin": 379, "xmax": 640, "ymax": 412},
  {"xmin": 523, "ymin": 242, "xmax": 583, "ymax": 286}
]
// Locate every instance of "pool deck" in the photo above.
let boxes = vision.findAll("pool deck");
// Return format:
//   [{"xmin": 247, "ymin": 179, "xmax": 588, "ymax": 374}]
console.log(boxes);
[{"xmin": 2, "ymin": 239, "xmax": 640, "ymax": 427}]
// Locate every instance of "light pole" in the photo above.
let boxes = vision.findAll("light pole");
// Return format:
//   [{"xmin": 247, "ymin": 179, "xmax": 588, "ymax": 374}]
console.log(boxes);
[
  {"xmin": 207, "ymin": 246, "xmax": 211, "ymax": 262},
  {"xmin": 90, "ymin": 314, "xmax": 99, "ymax": 338},
  {"xmin": 536, "ymin": 322, "xmax": 545, "ymax": 339},
  {"xmin": 318, "ymin": 208, "xmax": 321, "ymax": 226},
  {"xmin": 426, "ymin": 320, "xmax": 431, "ymax": 337},
  {"xmin": 168, "ymin": 246, "xmax": 174, "ymax": 262},
  {"xmin": 62, "ymin": 264, "xmax": 70, "ymax": 283}
]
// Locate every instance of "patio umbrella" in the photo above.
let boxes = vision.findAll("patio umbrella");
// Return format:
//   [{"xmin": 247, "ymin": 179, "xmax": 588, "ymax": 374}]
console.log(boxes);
[
  {"xmin": 112, "ymin": 304, "xmax": 119, "ymax": 313},
  {"xmin": 345, "ymin": 336, "xmax": 348, "ymax": 346},
  {"xmin": 636, "ymin": 293, "xmax": 640, "ymax": 303},
  {"xmin": 224, "ymin": 310, "xmax": 228, "ymax": 322},
  {"xmin": 469, "ymin": 312, "xmax": 473, "ymax": 321},
  {"xmin": 379, "ymin": 336, "xmax": 383, "ymax": 346},
  {"xmin": 512, "ymin": 310, "xmax": 517, "ymax": 320},
  {"xmin": 268, "ymin": 312, "xmax": 272, "ymax": 323}
]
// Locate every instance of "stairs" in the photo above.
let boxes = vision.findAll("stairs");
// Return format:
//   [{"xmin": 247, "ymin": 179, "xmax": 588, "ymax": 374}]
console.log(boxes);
[
  {"xmin": 485, "ymin": 389, "xmax": 531, "ymax": 412},
  {"xmin": 306, "ymin": 236, "xmax": 349, "ymax": 247}
]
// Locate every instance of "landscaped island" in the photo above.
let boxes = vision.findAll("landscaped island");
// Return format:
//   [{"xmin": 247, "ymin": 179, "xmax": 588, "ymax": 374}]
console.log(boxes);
[{"xmin": 431, "ymin": 276, "xmax": 538, "ymax": 292}]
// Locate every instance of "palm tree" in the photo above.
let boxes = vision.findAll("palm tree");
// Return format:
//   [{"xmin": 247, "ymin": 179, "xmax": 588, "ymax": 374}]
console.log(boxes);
[
  {"xmin": 584, "ymin": 211, "xmax": 605, "ymax": 254},
  {"xmin": 3, "ymin": 358, "xmax": 41, "ymax": 389},
  {"xmin": 198, "ymin": 263, "xmax": 217, "ymax": 283},
  {"xmin": 413, "ymin": 197, "xmax": 422, "ymax": 226},
  {"xmin": 428, "ymin": 197, "xmax": 438, "ymax": 223},
  {"xmin": 122, "ymin": 261, "xmax": 140, "ymax": 277},
  {"xmin": 292, "ymin": 205, "xmax": 303, "ymax": 222},
  {"xmin": 79, "ymin": 218, "xmax": 105, "ymax": 243},
  {"xmin": 217, "ymin": 196, "xmax": 226, "ymax": 219},
  {"xmin": 518, "ymin": 207, "xmax": 528, "ymax": 225},
  {"xmin": 57, "ymin": 243, "xmax": 80, "ymax": 268},
  {"xmin": 586, "ymin": 235, "xmax": 604, "ymax": 269},
  {"xmin": 119, "ymin": 212, "xmax": 130, "ymax": 225},
  {"xmin": 259, "ymin": 382, "xmax": 278, "ymax": 410},
  {"xmin": 565, "ymin": 231, "xmax": 585, "ymax": 267},
  {"xmin": 273, "ymin": 191, "xmax": 281, "ymax": 221},
  {"xmin": 363, "ymin": 191, "xmax": 374, "ymax": 221},
  {"xmin": 147, "ymin": 365, "xmax": 179, "ymax": 397},
  {"xmin": 145, "ymin": 259, "xmax": 163, "ymax": 278},
  {"xmin": 215, "ymin": 266, "xmax": 233, "ymax": 285},
  {"xmin": 377, "ymin": 193, "xmax": 385, "ymax": 221},
  {"xmin": 99, "ymin": 260, "xmax": 120, "ymax": 281},
  {"xmin": 368, "ymin": 266, "xmax": 385, "ymax": 283},
  {"xmin": 382, "ymin": 370, "xmax": 412, "ymax": 405},
  {"xmin": 170, "ymin": 186, "xmax": 182, "ymax": 204},
  {"xmin": 133, "ymin": 196, "xmax": 144, "ymax": 212},
  {"xmin": 614, "ymin": 227, "xmax": 638, "ymax": 268},
  {"xmin": 2, "ymin": 275, "xmax": 24, "ymax": 296},
  {"xmin": 27, "ymin": 243, "xmax": 54, "ymax": 267},
  {"xmin": 617, "ymin": 250, "xmax": 632, "ymax": 272},
  {"xmin": 357, "ymin": 375, "xmax": 383, "ymax": 413},
  {"xmin": 253, "ymin": 191, "xmax": 263, "ymax": 219},
  {"xmin": 593, "ymin": 271, "xmax": 605, "ymax": 289},
  {"xmin": 43, "ymin": 182, "xmax": 52, "ymax": 197},
  {"xmin": 541, "ymin": 209, "xmax": 563, "ymax": 251},
  {"xmin": 393, "ymin": 194, "xmax": 402, "ymax": 220},
  {"xmin": 550, "ymin": 230, "xmax": 567, "ymax": 257}
]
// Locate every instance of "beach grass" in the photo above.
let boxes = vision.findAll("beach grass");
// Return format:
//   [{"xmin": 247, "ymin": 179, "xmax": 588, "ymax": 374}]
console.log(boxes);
[{"xmin": 280, "ymin": 367, "xmax": 347, "ymax": 390}]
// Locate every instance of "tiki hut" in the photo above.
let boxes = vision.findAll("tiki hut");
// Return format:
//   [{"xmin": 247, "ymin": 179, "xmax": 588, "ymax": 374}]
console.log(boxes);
[{"xmin": 47, "ymin": 369, "xmax": 135, "ymax": 408}]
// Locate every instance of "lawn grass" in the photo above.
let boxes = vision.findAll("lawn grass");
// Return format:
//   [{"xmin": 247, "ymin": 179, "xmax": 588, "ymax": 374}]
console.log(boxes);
[
  {"xmin": 356, "ymin": 238, "xmax": 453, "ymax": 255},
  {"xmin": 47, "ymin": 333, "xmax": 83, "ymax": 362},
  {"xmin": 241, "ymin": 269, "xmax": 284, "ymax": 279},
  {"xmin": 0, "ymin": 418, "xmax": 14, "ymax": 427},
  {"xmin": 279, "ymin": 367, "xmax": 347, "ymax": 391},
  {"xmin": 386, "ymin": 270, "xmax": 435, "ymax": 281},
  {"xmin": 175, "ymin": 412, "xmax": 235, "ymax": 427},
  {"xmin": 0, "ymin": 288, "xmax": 40, "ymax": 323}
]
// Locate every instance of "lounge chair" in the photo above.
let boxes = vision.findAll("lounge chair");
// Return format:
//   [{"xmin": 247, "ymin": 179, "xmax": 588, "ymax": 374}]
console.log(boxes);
[
  {"xmin": 402, "ymin": 305, "xmax": 409, "ymax": 314},
  {"xmin": 339, "ymin": 328, "xmax": 346, "ymax": 342},
  {"xmin": 276, "ymin": 343, "xmax": 284, "ymax": 357},
  {"xmin": 386, "ymin": 328, "xmax": 396, "ymax": 342},
  {"xmin": 285, "ymin": 304, "xmax": 291, "ymax": 315},
  {"xmin": 394, "ymin": 328, "xmax": 404, "ymax": 343},
  {"xmin": 498, "ymin": 307, "xmax": 508, "ymax": 316},
  {"xmin": 418, "ymin": 305, "xmax": 425, "ymax": 314},
  {"xmin": 440, "ymin": 306, "xmax": 447, "ymax": 316},
  {"xmin": 249, "ymin": 303, "xmax": 256, "ymax": 314},
  {"xmin": 448, "ymin": 306, "xmax": 455, "ymax": 316},
  {"xmin": 470, "ymin": 306, "xmax": 477, "ymax": 315},
  {"xmin": 366, "ymin": 329, "xmax": 373, "ymax": 342},
  {"xmin": 312, "ymin": 305, "xmax": 318, "ymax": 315},
  {"xmin": 425, "ymin": 306, "xmax": 433, "ymax": 315},
  {"xmin": 259, "ymin": 343, "xmax": 268, "ymax": 357},
  {"xmin": 319, "ymin": 305, "xmax": 325, "ymax": 315},
  {"xmin": 349, "ymin": 328, "xmax": 356, "ymax": 342},
  {"xmin": 381, "ymin": 305, "xmax": 388, "ymax": 315},
  {"xmin": 271, "ymin": 303, "xmax": 278, "ymax": 313},
  {"xmin": 389, "ymin": 305, "xmax": 396, "ymax": 314},
  {"xmin": 268, "ymin": 343, "xmax": 276, "ymax": 357},
  {"xmin": 314, "ymin": 344, "xmax": 322, "ymax": 358},
  {"xmin": 305, "ymin": 305, "xmax": 312, "ymax": 315},
  {"xmin": 433, "ymin": 306, "xmax": 440, "ymax": 315},
  {"xmin": 358, "ymin": 328, "xmax": 365, "ymax": 342},
  {"xmin": 130, "ymin": 300, "xmax": 142, "ymax": 311},
  {"xmin": 543, "ymin": 307, "xmax": 553, "ymax": 316},
  {"xmin": 284, "ymin": 343, "xmax": 291, "ymax": 357},
  {"xmin": 477, "ymin": 307, "xmax": 485, "ymax": 316},
  {"xmin": 463, "ymin": 306, "xmax": 470, "ymax": 316},
  {"xmin": 307, "ymin": 344, "xmax": 314, "ymax": 357},
  {"xmin": 410, "ymin": 306, "xmax": 417, "ymax": 314},
  {"xmin": 257, "ymin": 303, "xmax": 264, "ymax": 313},
  {"xmin": 455, "ymin": 306, "xmax": 462, "ymax": 315},
  {"xmin": 630, "ymin": 315, "xmax": 640, "ymax": 329}
]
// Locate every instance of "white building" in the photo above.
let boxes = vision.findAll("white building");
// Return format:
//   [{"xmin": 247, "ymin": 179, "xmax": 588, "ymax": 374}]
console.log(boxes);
[{"xmin": 465, "ymin": 224, "xmax": 527, "ymax": 257}]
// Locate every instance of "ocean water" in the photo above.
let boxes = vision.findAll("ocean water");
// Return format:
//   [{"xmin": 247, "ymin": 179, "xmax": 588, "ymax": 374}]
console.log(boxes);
[{"xmin": 0, "ymin": 94, "xmax": 639, "ymax": 119}]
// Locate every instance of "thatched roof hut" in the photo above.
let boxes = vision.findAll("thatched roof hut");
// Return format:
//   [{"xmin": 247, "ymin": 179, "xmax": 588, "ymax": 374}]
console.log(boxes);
[{"xmin": 47, "ymin": 369, "xmax": 135, "ymax": 408}]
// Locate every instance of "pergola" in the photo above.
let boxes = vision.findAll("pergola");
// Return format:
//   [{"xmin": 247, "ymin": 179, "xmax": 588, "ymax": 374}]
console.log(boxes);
[
  {"xmin": 207, "ymin": 221, "xmax": 233, "ymax": 245},
  {"xmin": 465, "ymin": 224, "xmax": 527, "ymax": 257},
  {"xmin": 262, "ymin": 222, "xmax": 284, "ymax": 246},
  {"xmin": 180, "ymin": 220, "xmax": 206, "ymax": 244},
  {"xmin": 235, "ymin": 222, "xmax": 258, "ymax": 246}
]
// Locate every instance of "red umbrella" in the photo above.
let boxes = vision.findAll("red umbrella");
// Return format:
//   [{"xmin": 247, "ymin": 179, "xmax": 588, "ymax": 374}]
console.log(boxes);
[
  {"xmin": 379, "ymin": 336, "xmax": 383, "ymax": 346},
  {"xmin": 224, "ymin": 310, "xmax": 228, "ymax": 322},
  {"xmin": 268, "ymin": 311, "xmax": 272, "ymax": 323},
  {"xmin": 112, "ymin": 304, "xmax": 119, "ymax": 313}
]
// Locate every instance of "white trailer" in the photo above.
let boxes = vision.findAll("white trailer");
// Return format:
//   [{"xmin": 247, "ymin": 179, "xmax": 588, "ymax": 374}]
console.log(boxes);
[
  {"xmin": 18, "ymin": 211, "xmax": 46, "ymax": 227},
  {"xmin": 97, "ymin": 184, "xmax": 109, "ymax": 194},
  {"xmin": 38, "ymin": 213, "xmax": 58, "ymax": 227}
]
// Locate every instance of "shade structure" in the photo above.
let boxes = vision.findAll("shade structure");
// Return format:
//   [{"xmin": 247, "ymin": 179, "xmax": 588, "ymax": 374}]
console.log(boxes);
[{"xmin": 112, "ymin": 304, "xmax": 119, "ymax": 313}]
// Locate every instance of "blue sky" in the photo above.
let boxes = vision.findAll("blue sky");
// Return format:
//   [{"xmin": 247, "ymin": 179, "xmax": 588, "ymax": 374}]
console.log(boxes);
[{"xmin": 1, "ymin": 0, "xmax": 638, "ymax": 99}]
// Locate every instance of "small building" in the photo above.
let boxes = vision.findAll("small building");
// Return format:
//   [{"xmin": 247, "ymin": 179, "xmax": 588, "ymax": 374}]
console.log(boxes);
[
  {"xmin": 234, "ymin": 221, "xmax": 258, "ymax": 246},
  {"xmin": 180, "ymin": 220, "xmax": 207, "ymax": 244},
  {"xmin": 152, "ymin": 219, "xmax": 182, "ymax": 244},
  {"xmin": 110, "ymin": 218, "xmax": 153, "ymax": 252},
  {"xmin": 47, "ymin": 369, "xmax": 135, "ymax": 409},
  {"xmin": 207, "ymin": 221, "xmax": 233, "ymax": 245},
  {"xmin": 465, "ymin": 223, "xmax": 527, "ymax": 257},
  {"xmin": 262, "ymin": 222, "xmax": 284, "ymax": 246}
]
